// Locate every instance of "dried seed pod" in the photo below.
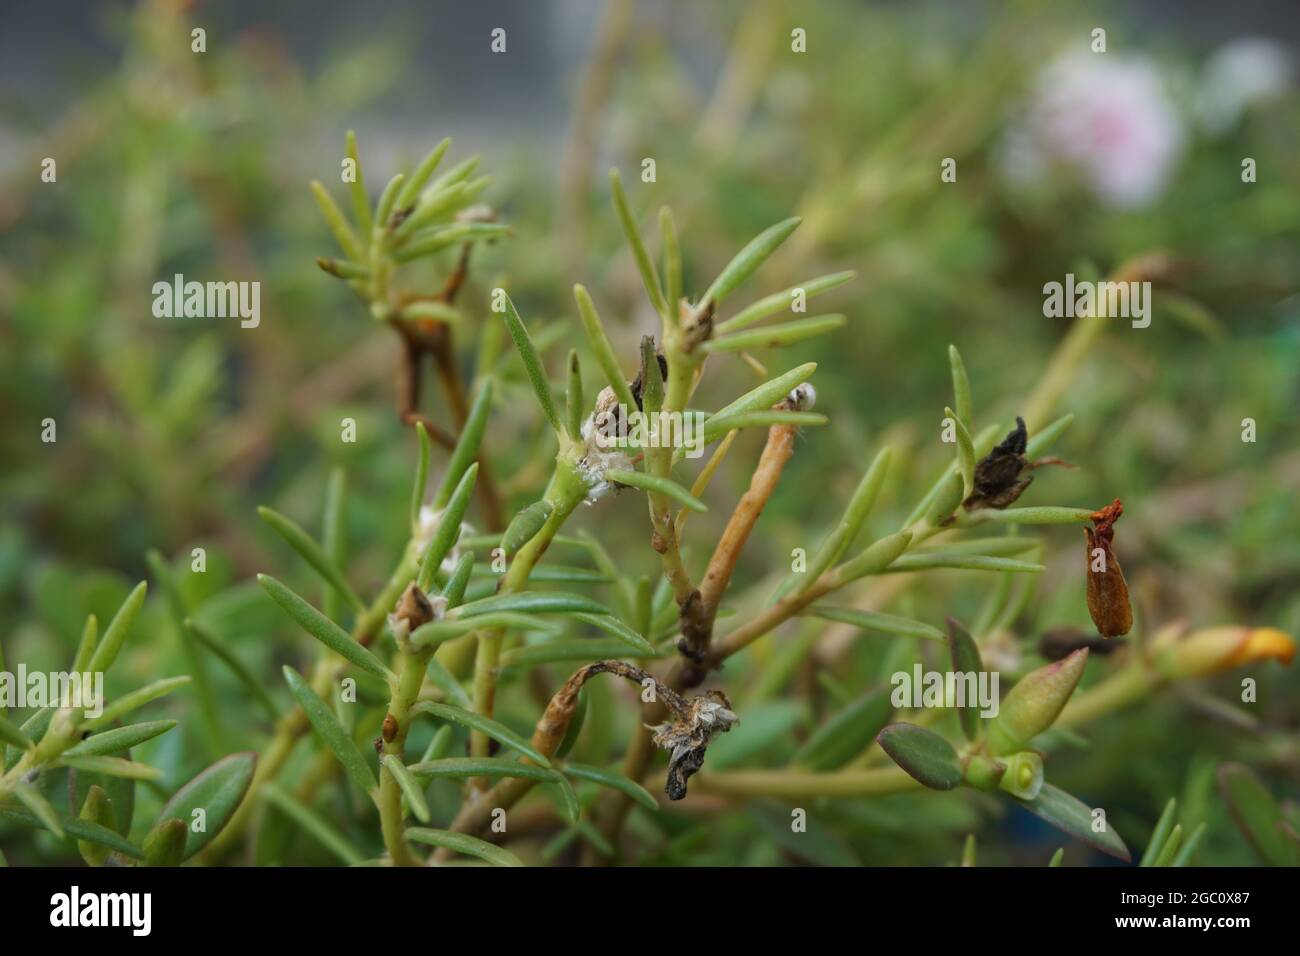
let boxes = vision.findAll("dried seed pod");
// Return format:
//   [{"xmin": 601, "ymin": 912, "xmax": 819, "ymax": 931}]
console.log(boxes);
[
  {"xmin": 1085, "ymin": 499, "xmax": 1133, "ymax": 638},
  {"xmin": 964, "ymin": 417, "xmax": 1033, "ymax": 510},
  {"xmin": 382, "ymin": 714, "xmax": 399, "ymax": 742}
]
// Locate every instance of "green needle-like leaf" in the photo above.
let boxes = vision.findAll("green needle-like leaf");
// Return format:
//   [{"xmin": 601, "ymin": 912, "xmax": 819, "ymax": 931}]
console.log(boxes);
[
  {"xmin": 407, "ymin": 756, "xmax": 554, "ymax": 782},
  {"xmin": 946, "ymin": 406, "xmax": 975, "ymax": 498},
  {"xmin": 793, "ymin": 687, "xmax": 892, "ymax": 771},
  {"xmin": 453, "ymin": 590, "xmax": 608, "ymax": 618},
  {"xmin": 703, "ymin": 314, "xmax": 845, "ymax": 353},
  {"xmin": 61, "ymin": 755, "xmax": 162, "ymax": 781},
  {"xmin": 259, "ymin": 575, "xmax": 392, "ymax": 681},
  {"xmin": 572, "ymin": 613, "xmax": 656, "ymax": 655},
  {"xmin": 13, "ymin": 780, "xmax": 63, "ymax": 838},
  {"xmin": 565, "ymin": 349, "xmax": 585, "ymax": 441},
  {"xmin": 574, "ymin": 284, "xmax": 638, "ymax": 413},
  {"xmin": 259, "ymin": 507, "xmax": 363, "ymax": 613},
  {"xmin": 609, "ymin": 169, "xmax": 668, "ymax": 319},
  {"xmin": 1014, "ymin": 783, "xmax": 1131, "ymax": 862},
  {"xmin": 0, "ymin": 714, "xmax": 33, "ymax": 752},
  {"xmin": 0, "ymin": 806, "xmax": 143, "ymax": 860},
  {"xmin": 783, "ymin": 446, "xmax": 892, "ymax": 599},
  {"xmin": 310, "ymin": 181, "xmax": 363, "ymax": 260},
  {"xmin": 947, "ymin": 618, "xmax": 985, "ymax": 742},
  {"xmin": 395, "ymin": 137, "xmax": 452, "ymax": 210},
  {"xmin": 961, "ymin": 506, "xmax": 1094, "ymax": 527},
  {"xmin": 374, "ymin": 172, "xmax": 405, "ymax": 227},
  {"xmin": 709, "ymin": 362, "xmax": 817, "ymax": 424},
  {"xmin": 406, "ymin": 827, "xmax": 525, "ymax": 867},
  {"xmin": 411, "ymin": 421, "xmax": 431, "ymax": 528},
  {"xmin": 803, "ymin": 607, "xmax": 944, "ymax": 642},
  {"xmin": 700, "ymin": 217, "xmax": 801, "ymax": 309},
  {"xmin": 500, "ymin": 639, "xmax": 666, "ymax": 669},
  {"xmin": 883, "ymin": 553, "xmax": 1045, "ymax": 573},
  {"xmin": 344, "ymin": 130, "xmax": 371, "ymax": 236},
  {"xmin": 283, "ymin": 667, "xmax": 376, "ymax": 795},
  {"xmin": 660, "ymin": 206, "xmax": 682, "ymax": 326},
  {"xmin": 71, "ymin": 614, "xmax": 98, "ymax": 674},
  {"xmin": 156, "ymin": 752, "xmax": 258, "ymax": 861},
  {"xmin": 408, "ymin": 702, "xmax": 549, "ymax": 766},
  {"xmin": 562, "ymin": 762, "xmax": 658, "ymax": 811},
  {"xmin": 83, "ymin": 676, "xmax": 191, "ymax": 731},
  {"xmin": 604, "ymin": 469, "xmax": 707, "ymax": 512},
  {"xmin": 433, "ymin": 378, "xmax": 494, "ymax": 509},
  {"xmin": 418, "ymin": 463, "xmax": 478, "ymax": 591},
  {"xmin": 1139, "ymin": 797, "xmax": 1179, "ymax": 867},
  {"xmin": 701, "ymin": 411, "xmax": 826, "ymax": 444},
  {"xmin": 948, "ymin": 344, "xmax": 973, "ymax": 428},
  {"xmin": 717, "ymin": 270, "xmax": 856, "ymax": 335},
  {"xmin": 499, "ymin": 291, "xmax": 561, "ymax": 433},
  {"xmin": 65, "ymin": 720, "xmax": 178, "ymax": 757},
  {"xmin": 381, "ymin": 755, "xmax": 431, "ymax": 823},
  {"xmin": 87, "ymin": 581, "xmax": 147, "ymax": 676}
]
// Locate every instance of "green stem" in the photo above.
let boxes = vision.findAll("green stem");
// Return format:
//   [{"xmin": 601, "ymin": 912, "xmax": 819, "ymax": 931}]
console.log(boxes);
[
  {"xmin": 693, "ymin": 766, "xmax": 919, "ymax": 799},
  {"xmin": 469, "ymin": 457, "xmax": 590, "ymax": 762},
  {"xmin": 379, "ymin": 646, "xmax": 432, "ymax": 866}
]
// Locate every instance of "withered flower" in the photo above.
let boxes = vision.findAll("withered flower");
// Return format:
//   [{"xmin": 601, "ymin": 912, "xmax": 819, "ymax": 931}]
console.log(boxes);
[
  {"xmin": 963, "ymin": 416, "xmax": 1072, "ymax": 510},
  {"xmin": 649, "ymin": 688, "xmax": 739, "ymax": 800},
  {"xmin": 964, "ymin": 417, "xmax": 1034, "ymax": 510},
  {"xmin": 1084, "ymin": 499, "xmax": 1133, "ymax": 638}
]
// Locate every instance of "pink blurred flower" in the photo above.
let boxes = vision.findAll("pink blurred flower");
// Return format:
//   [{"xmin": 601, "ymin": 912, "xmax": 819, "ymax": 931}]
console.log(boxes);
[{"xmin": 1001, "ymin": 53, "xmax": 1185, "ymax": 209}]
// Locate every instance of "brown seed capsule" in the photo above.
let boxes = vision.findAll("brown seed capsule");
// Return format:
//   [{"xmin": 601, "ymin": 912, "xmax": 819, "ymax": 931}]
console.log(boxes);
[
  {"xmin": 382, "ymin": 713, "xmax": 398, "ymax": 742},
  {"xmin": 1084, "ymin": 499, "xmax": 1133, "ymax": 638}
]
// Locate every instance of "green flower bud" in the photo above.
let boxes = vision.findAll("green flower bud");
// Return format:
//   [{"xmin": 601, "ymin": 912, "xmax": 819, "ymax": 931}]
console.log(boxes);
[
  {"xmin": 142, "ymin": 817, "xmax": 188, "ymax": 868},
  {"xmin": 77, "ymin": 785, "xmax": 115, "ymax": 867},
  {"xmin": 997, "ymin": 751, "xmax": 1044, "ymax": 800},
  {"xmin": 988, "ymin": 648, "xmax": 1088, "ymax": 755}
]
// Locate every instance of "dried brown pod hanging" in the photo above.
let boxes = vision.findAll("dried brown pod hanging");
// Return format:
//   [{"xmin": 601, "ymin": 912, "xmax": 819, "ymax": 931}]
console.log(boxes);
[{"xmin": 1084, "ymin": 499, "xmax": 1133, "ymax": 638}]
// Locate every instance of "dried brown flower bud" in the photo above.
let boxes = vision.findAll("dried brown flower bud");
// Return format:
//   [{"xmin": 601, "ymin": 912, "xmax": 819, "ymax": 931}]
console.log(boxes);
[
  {"xmin": 382, "ymin": 713, "xmax": 398, "ymax": 742},
  {"xmin": 393, "ymin": 582, "xmax": 436, "ymax": 630},
  {"xmin": 964, "ymin": 417, "xmax": 1034, "ymax": 510},
  {"xmin": 1084, "ymin": 499, "xmax": 1133, "ymax": 638}
]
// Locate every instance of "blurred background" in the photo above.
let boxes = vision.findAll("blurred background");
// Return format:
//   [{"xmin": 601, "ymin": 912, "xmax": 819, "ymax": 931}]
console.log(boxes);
[{"xmin": 1, "ymin": 0, "xmax": 1297, "ymax": 865}]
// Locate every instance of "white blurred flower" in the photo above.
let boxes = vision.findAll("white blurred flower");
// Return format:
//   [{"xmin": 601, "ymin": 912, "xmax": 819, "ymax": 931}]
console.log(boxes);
[
  {"xmin": 1000, "ymin": 52, "xmax": 1185, "ymax": 209},
  {"xmin": 1197, "ymin": 37, "xmax": 1295, "ymax": 134}
]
